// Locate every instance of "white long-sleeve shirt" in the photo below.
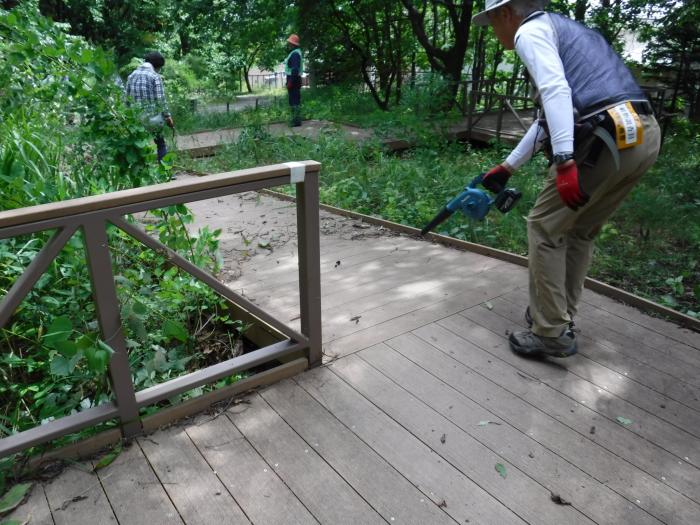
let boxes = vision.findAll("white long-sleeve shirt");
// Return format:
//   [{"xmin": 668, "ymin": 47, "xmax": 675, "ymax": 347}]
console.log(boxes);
[{"xmin": 505, "ymin": 12, "xmax": 574, "ymax": 170}]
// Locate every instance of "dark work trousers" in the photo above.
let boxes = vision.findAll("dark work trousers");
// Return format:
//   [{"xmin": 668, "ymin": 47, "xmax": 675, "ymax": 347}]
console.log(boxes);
[
  {"xmin": 154, "ymin": 134, "xmax": 167, "ymax": 162},
  {"xmin": 287, "ymin": 78, "xmax": 301, "ymax": 126}
]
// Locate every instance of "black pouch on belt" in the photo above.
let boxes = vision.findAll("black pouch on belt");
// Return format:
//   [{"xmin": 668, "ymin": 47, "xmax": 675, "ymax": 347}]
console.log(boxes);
[
  {"xmin": 575, "ymin": 112, "xmax": 612, "ymax": 168},
  {"xmin": 538, "ymin": 112, "xmax": 613, "ymax": 167}
]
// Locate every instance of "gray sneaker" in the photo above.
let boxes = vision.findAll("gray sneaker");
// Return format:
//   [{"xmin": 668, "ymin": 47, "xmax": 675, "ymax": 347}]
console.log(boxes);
[{"xmin": 509, "ymin": 329, "xmax": 578, "ymax": 358}]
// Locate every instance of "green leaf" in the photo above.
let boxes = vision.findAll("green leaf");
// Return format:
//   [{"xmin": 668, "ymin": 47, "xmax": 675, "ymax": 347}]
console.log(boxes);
[
  {"xmin": 43, "ymin": 316, "xmax": 72, "ymax": 346},
  {"xmin": 127, "ymin": 316, "xmax": 147, "ymax": 341},
  {"xmin": 84, "ymin": 347, "xmax": 110, "ymax": 374},
  {"xmin": 93, "ymin": 442, "xmax": 122, "ymax": 471},
  {"xmin": 163, "ymin": 319, "xmax": 188, "ymax": 343},
  {"xmin": 50, "ymin": 356, "xmax": 72, "ymax": 376},
  {"xmin": 132, "ymin": 301, "xmax": 148, "ymax": 316},
  {"xmin": 495, "ymin": 463, "xmax": 507, "ymax": 479},
  {"xmin": 79, "ymin": 48, "xmax": 94, "ymax": 64},
  {"xmin": 616, "ymin": 416, "xmax": 633, "ymax": 426},
  {"xmin": 54, "ymin": 340, "xmax": 78, "ymax": 358},
  {"xmin": 0, "ymin": 483, "xmax": 32, "ymax": 514}
]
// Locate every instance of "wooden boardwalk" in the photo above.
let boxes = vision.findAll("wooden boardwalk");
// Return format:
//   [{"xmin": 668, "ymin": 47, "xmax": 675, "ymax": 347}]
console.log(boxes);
[
  {"xmin": 175, "ymin": 111, "xmax": 534, "ymax": 157},
  {"xmin": 9, "ymin": 191, "xmax": 700, "ymax": 525}
]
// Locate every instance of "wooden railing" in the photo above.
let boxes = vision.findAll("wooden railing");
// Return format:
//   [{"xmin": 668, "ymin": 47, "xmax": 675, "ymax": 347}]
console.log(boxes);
[{"xmin": 0, "ymin": 161, "xmax": 322, "ymax": 458}]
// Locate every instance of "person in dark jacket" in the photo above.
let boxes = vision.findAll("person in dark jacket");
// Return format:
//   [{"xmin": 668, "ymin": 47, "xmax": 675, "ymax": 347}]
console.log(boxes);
[
  {"xmin": 284, "ymin": 34, "xmax": 303, "ymax": 127},
  {"xmin": 474, "ymin": 0, "xmax": 660, "ymax": 358}
]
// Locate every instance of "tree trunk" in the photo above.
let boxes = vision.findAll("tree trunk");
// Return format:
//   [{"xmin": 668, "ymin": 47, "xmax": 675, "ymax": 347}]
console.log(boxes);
[
  {"xmin": 402, "ymin": 0, "xmax": 475, "ymax": 111},
  {"xmin": 574, "ymin": 0, "xmax": 588, "ymax": 22},
  {"xmin": 178, "ymin": 30, "xmax": 191, "ymax": 57},
  {"xmin": 243, "ymin": 66, "xmax": 252, "ymax": 93}
]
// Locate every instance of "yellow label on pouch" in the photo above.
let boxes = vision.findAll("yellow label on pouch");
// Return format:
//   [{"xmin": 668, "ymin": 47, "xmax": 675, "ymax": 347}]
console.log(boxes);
[{"xmin": 607, "ymin": 102, "xmax": 643, "ymax": 149}]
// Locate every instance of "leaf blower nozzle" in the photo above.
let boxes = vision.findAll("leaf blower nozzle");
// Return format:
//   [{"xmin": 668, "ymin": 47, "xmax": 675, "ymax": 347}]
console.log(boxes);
[{"xmin": 420, "ymin": 173, "xmax": 521, "ymax": 236}]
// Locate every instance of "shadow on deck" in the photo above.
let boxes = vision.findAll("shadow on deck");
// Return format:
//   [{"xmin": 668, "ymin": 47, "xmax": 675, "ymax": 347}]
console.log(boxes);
[{"xmin": 9, "ymin": 191, "xmax": 700, "ymax": 525}]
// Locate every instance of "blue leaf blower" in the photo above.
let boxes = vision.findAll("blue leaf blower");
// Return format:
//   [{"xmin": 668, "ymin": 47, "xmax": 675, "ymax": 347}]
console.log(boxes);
[{"xmin": 420, "ymin": 173, "xmax": 522, "ymax": 235}]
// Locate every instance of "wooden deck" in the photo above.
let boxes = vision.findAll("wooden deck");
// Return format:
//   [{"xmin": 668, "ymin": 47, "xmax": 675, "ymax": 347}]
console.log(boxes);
[{"xmin": 9, "ymin": 191, "xmax": 700, "ymax": 525}]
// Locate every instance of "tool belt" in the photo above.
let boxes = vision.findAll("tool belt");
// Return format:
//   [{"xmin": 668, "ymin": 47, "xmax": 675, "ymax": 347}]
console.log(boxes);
[{"xmin": 540, "ymin": 100, "xmax": 653, "ymax": 169}]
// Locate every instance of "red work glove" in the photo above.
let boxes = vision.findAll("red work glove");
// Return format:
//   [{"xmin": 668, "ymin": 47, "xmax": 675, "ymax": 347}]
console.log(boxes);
[
  {"xmin": 482, "ymin": 164, "xmax": 511, "ymax": 194},
  {"xmin": 555, "ymin": 161, "xmax": 589, "ymax": 210}
]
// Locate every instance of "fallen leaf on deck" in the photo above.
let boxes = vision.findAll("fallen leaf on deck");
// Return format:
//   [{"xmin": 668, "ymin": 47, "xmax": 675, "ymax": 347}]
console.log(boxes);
[
  {"xmin": 438, "ymin": 499, "xmax": 447, "ymax": 508},
  {"xmin": 93, "ymin": 442, "xmax": 123, "ymax": 471},
  {"xmin": 0, "ymin": 483, "xmax": 32, "ymax": 514},
  {"xmin": 350, "ymin": 315, "xmax": 361, "ymax": 324},
  {"xmin": 616, "ymin": 416, "xmax": 633, "ymax": 426},
  {"xmin": 495, "ymin": 463, "xmax": 507, "ymax": 479},
  {"xmin": 485, "ymin": 301, "xmax": 494, "ymax": 310},
  {"xmin": 440, "ymin": 433, "xmax": 446, "ymax": 444},
  {"xmin": 550, "ymin": 492, "xmax": 572, "ymax": 505},
  {"xmin": 478, "ymin": 420, "xmax": 501, "ymax": 426}
]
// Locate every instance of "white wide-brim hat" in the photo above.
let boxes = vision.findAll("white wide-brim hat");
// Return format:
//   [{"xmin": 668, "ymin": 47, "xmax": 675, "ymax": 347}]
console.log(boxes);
[
  {"xmin": 472, "ymin": 0, "xmax": 515, "ymax": 26},
  {"xmin": 472, "ymin": 0, "xmax": 549, "ymax": 26}
]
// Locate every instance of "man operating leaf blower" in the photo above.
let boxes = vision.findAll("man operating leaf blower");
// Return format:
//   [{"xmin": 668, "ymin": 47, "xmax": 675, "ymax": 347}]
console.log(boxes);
[{"xmin": 431, "ymin": 0, "xmax": 660, "ymax": 359}]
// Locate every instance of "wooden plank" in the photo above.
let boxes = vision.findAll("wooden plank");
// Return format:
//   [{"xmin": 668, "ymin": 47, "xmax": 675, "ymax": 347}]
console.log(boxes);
[
  {"xmin": 362, "ymin": 341, "xmax": 662, "ymax": 525},
  {"xmin": 320, "ymin": 262, "xmax": 512, "ymax": 344},
  {"xmin": 502, "ymin": 289, "xmax": 700, "ymax": 412},
  {"xmin": 43, "ymin": 464, "xmax": 117, "ymax": 525},
  {"xmin": 240, "ymin": 235, "xmax": 436, "ymax": 297},
  {"xmin": 321, "ymin": 355, "xmax": 595, "ymax": 525},
  {"xmin": 322, "ymin": 266, "xmax": 524, "ymax": 359},
  {"xmin": 382, "ymin": 332, "xmax": 700, "ymax": 524},
  {"xmin": 0, "ymin": 162, "xmax": 320, "ymax": 228},
  {"xmin": 186, "ymin": 415, "xmax": 317, "ymax": 525},
  {"xmin": 423, "ymin": 317, "xmax": 700, "ymax": 506},
  {"xmin": 457, "ymin": 304, "xmax": 700, "ymax": 469},
  {"xmin": 249, "ymin": 249, "xmax": 507, "ymax": 341},
  {"xmin": 261, "ymin": 379, "xmax": 458, "ymax": 524},
  {"xmin": 491, "ymin": 295, "xmax": 700, "ymax": 432},
  {"xmin": 97, "ymin": 442, "xmax": 184, "ymax": 525},
  {"xmin": 575, "ymin": 299, "xmax": 700, "ymax": 369},
  {"xmin": 580, "ymin": 289, "xmax": 700, "ymax": 350},
  {"xmin": 5, "ymin": 483, "xmax": 54, "ymax": 525},
  {"xmin": 253, "ymin": 241, "xmax": 501, "ymax": 316},
  {"xmin": 242, "ymin": 242, "xmax": 504, "ymax": 333},
  {"xmin": 138, "ymin": 426, "xmax": 250, "ymax": 525},
  {"xmin": 295, "ymin": 367, "xmax": 525, "ymax": 524},
  {"xmin": 232, "ymin": 236, "xmax": 401, "ymax": 290},
  {"xmin": 227, "ymin": 393, "xmax": 384, "ymax": 525}
]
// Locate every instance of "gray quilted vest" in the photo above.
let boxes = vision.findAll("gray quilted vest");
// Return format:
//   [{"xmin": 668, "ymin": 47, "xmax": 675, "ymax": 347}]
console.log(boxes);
[{"xmin": 524, "ymin": 13, "xmax": 646, "ymax": 116}]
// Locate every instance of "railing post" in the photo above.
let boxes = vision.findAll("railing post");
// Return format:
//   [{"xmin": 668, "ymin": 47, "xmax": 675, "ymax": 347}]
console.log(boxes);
[
  {"xmin": 82, "ymin": 221, "xmax": 142, "ymax": 438},
  {"xmin": 296, "ymin": 171, "xmax": 322, "ymax": 367}
]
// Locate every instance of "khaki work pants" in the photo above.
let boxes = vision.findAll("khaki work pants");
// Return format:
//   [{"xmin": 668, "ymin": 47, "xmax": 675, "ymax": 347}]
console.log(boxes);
[{"xmin": 527, "ymin": 114, "xmax": 661, "ymax": 337}]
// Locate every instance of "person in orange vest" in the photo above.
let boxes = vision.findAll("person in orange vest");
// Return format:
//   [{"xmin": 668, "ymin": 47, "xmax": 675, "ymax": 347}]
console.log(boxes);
[{"xmin": 284, "ymin": 34, "xmax": 303, "ymax": 127}]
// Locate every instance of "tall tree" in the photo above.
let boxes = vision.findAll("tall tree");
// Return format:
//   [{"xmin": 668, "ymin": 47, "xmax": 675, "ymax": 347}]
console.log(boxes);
[
  {"xmin": 217, "ymin": 0, "xmax": 293, "ymax": 92},
  {"xmin": 401, "ymin": 0, "xmax": 474, "ymax": 107},
  {"xmin": 637, "ymin": 0, "xmax": 700, "ymax": 119},
  {"xmin": 38, "ymin": 0, "xmax": 167, "ymax": 64}
]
